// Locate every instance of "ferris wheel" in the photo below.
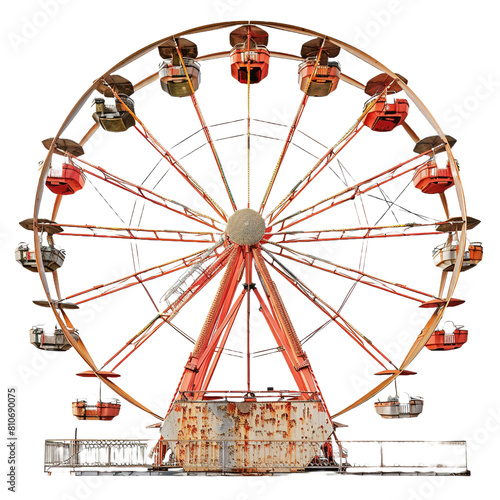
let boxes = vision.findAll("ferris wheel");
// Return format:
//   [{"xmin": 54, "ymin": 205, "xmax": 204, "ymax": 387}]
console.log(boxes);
[{"xmin": 17, "ymin": 21, "xmax": 482, "ymax": 471}]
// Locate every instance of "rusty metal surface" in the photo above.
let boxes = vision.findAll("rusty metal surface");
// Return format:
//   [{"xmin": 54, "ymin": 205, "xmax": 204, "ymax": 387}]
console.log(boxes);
[{"xmin": 161, "ymin": 399, "xmax": 333, "ymax": 472}]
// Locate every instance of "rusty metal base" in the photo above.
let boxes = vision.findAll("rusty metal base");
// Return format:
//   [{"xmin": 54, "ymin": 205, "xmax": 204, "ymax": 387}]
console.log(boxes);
[{"xmin": 161, "ymin": 399, "xmax": 333, "ymax": 473}]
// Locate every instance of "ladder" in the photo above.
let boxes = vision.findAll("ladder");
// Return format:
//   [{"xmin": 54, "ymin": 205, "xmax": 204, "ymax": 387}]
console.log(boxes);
[{"xmin": 160, "ymin": 238, "xmax": 224, "ymax": 306}]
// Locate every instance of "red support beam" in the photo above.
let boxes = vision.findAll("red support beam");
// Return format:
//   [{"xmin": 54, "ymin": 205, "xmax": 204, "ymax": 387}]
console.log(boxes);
[
  {"xmin": 191, "ymin": 257, "xmax": 246, "ymax": 390},
  {"xmin": 245, "ymin": 246, "xmax": 252, "ymax": 392},
  {"xmin": 178, "ymin": 247, "xmax": 244, "ymax": 394},
  {"xmin": 196, "ymin": 290, "xmax": 246, "ymax": 376},
  {"xmin": 252, "ymin": 288, "xmax": 310, "ymax": 392},
  {"xmin": 252, "ymin": 246, "xmax": 319, "ymax": 396},
  {"xmin": 200, "ymin": 295, "xmax": 244, "ymax": 392}
]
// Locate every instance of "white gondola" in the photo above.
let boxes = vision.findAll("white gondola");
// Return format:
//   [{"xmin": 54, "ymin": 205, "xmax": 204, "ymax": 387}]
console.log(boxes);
[
  {"xmin": 375, "ymin": 393, "xmax": 424, "ymax": 419},
  {"xmin": 15, "ymin": 242, "xmax": 65, "ymax": 273},
  {"xmin": 30, "ymin": 326, "xmax": 79, "ymax": 351},
  {"xmin": 432, "ymin": 241, "xmax": 483, "ymax": 272}
]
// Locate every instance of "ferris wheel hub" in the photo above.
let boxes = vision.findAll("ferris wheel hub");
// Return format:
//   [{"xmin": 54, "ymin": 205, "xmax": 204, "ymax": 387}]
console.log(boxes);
[{"xmin": 225, "ymin": 208, "xmax": 266, "ymax": 245}]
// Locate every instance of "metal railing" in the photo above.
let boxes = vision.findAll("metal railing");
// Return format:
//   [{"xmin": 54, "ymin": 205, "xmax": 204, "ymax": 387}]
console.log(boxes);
[
  {"xmin": 45, "ymin": 439, "xmax": 151, "ymax": 472},
  {"xmin": 176, "ymin": 390, "xmax": 320, "ymax": 401},
  {"xmin": 445, "ymin": 334, "xmax": 456, "ymax": 344},
  {"xmin": 399, "ymin": 403, "xmax": 410, "ymax": 414},
  {"xmin": 44, "ymin": 439, "xmax": 468, "ymax": 474}
]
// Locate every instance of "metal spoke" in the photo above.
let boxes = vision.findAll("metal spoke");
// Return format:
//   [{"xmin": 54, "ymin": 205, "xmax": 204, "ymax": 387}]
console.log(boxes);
[
  {"xmin": 100, "ymin": 244, "xmax": 235, "ymax": 372},
  {"xmin": 246, "ymin": 34, "xmax": 251, "ymax": 208},
  {"xmin": 62, "ymin": 243, "xmax": 224, "ymax": 305},
  {"xmin": 259, "ymin": 93, "xmax": 309, "ymax": 214},
  {"xmin": 102, "ymin": 80, "xmax": 228, "ymax": 221},
  {"xmin": 262, "ymin": 249, "xmax": 396, "ymax": 370},
  {"xmin": 266, "ymin": 98, "xmax": 380, "ymax": 223},
  {"xmin": 259, "ymin": 40, "xmax": 334, "ymax": 215},
  {"xmin": 188, "ymin": 93, "xmax": 238, "ymax": 212},
  {"xmin": 271, "ymin": 152, "xmax": 430, "ymax": 231},
  {"xmin": 44, "ymin": 222, "xmax": 222, "ymax": 244},
  {"xmin": 170, "ymin": 39, "xmax": 237, "ymax": 213},
  {"xmin": 269, "ymin": 221, "xmax": 443, "ymax": 244},
  {"xmin": 72, "ymin": 156, "xmax": 223, "ymax": 231},
  {"xmin": 263, "ymin": 241, "xmax": 435, "ymax": 303}
]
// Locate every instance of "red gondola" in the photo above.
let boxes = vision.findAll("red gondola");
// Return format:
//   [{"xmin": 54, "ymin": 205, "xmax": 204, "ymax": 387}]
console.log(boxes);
[
  {"xmin": 364, "ymin": 96, "xmax": 409, "ymax": 132},
  {"xmin": 426, "ymin": 323, "xmax": 468, "ymax": 351},
  {"xmin": 230, "ymin": 25, "xmax": 270, "ymax": 84},
  {"xmin": 46, "ymin": 163, "xmax": 85, "ymax": 195},
  {"xmin": 72, "ymin": 399, "xmax": 121, "ymax": 421},
  {"xmin": 230, "ymin": 45, "xmax": 270, "ymax": 84},
  {"xmin": 433, "ymin": 241, "xmax": 483, "ymax": 272},
  {"xmin": 413, "ymin": 158, "xmax": 454, "ymax": 194}
]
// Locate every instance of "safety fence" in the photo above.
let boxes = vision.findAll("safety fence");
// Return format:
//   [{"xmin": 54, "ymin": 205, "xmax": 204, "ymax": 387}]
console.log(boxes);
[{"xmin": 44, "ymin": 439, "xmax": 468, "ymax": 474}]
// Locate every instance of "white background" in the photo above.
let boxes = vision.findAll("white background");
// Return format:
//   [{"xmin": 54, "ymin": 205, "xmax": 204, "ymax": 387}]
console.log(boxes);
[{"xmin": 2, "ymin": 0, "xmax": 499, "ymax": 499}]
